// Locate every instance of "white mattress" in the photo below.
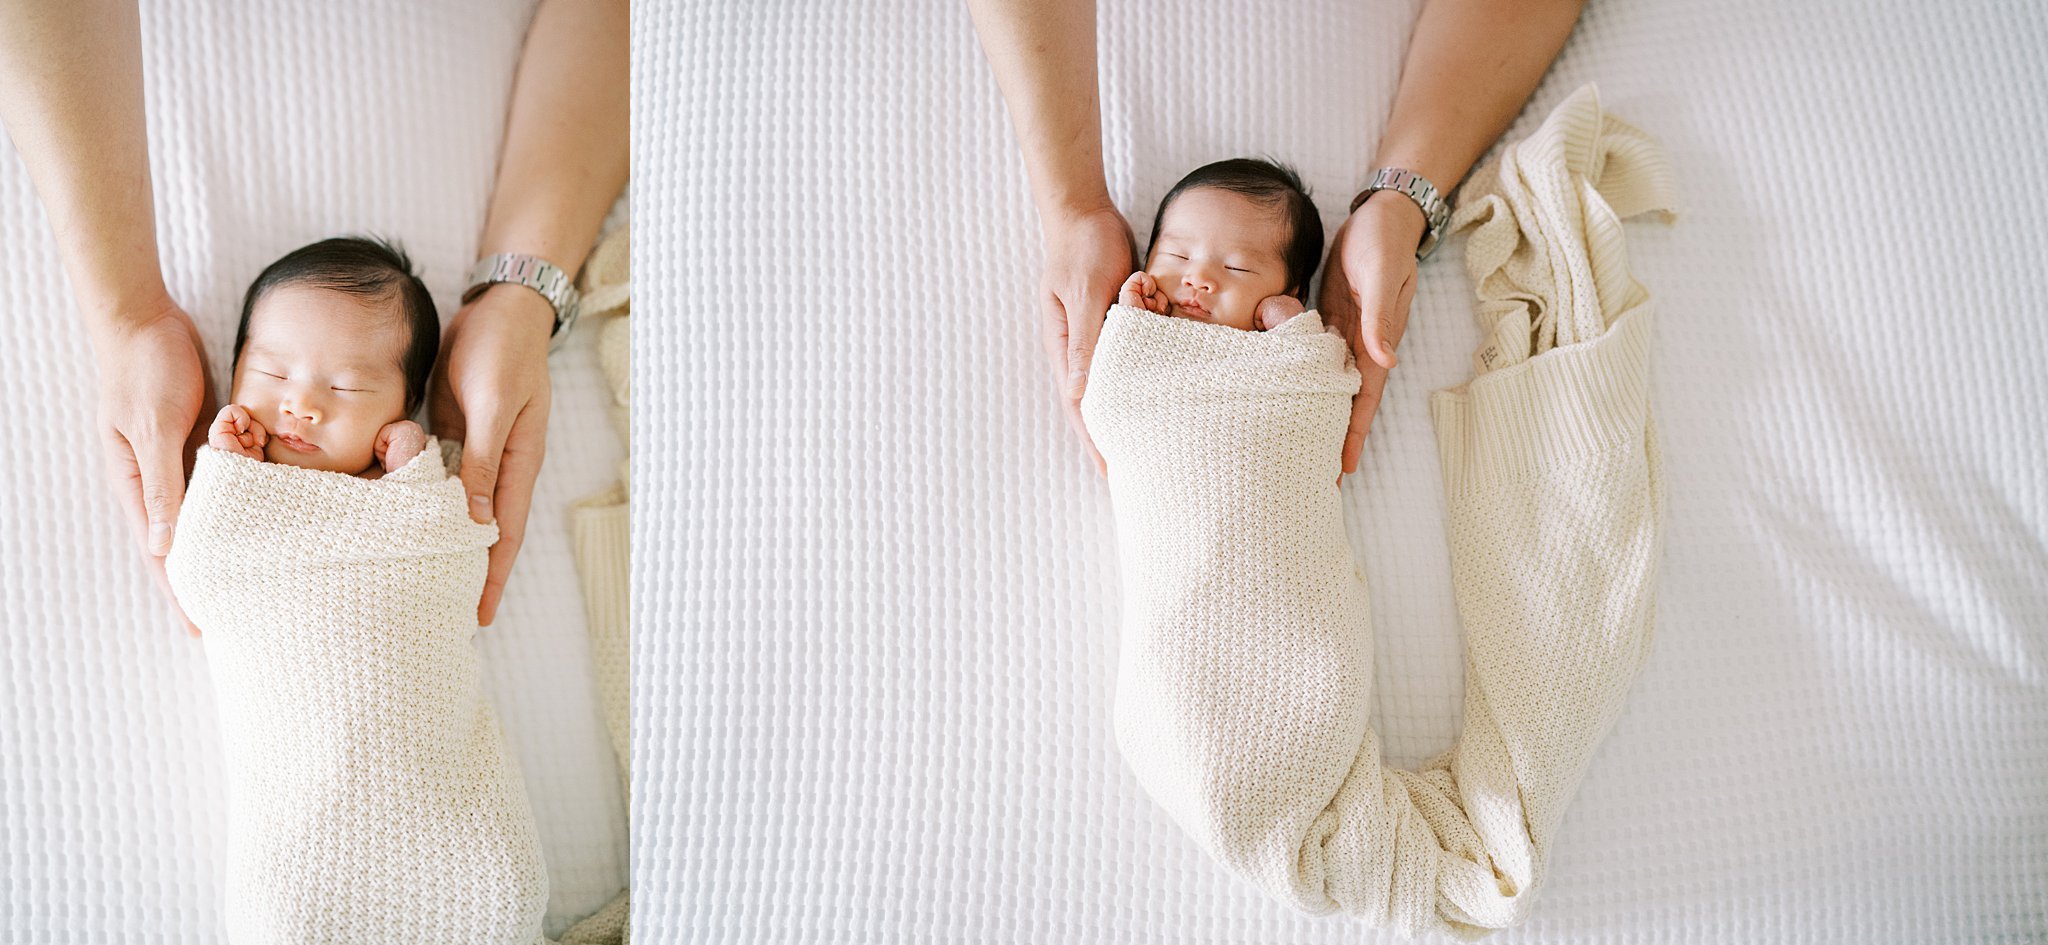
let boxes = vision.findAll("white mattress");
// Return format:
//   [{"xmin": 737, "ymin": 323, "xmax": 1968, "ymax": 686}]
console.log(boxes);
[
  {"xmin": 633, "ymin": 0, "xmax": 2047, "ymax": 941},
  {"xmin": 0, "ymin": 1, "xmax": 626, "ymax": 939}
]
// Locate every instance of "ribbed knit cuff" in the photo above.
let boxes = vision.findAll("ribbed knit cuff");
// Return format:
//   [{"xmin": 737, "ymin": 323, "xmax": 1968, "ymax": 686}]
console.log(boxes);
[{"xmin": 1428, "ymin": 306, "xmax": 1653, "ymax": 498}]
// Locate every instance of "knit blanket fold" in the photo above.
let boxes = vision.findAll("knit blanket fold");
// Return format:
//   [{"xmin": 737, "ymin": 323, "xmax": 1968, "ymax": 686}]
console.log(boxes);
[
  {"xmin": 166, "ymin": 438, "xmax": 549, "ymax": 945},
  {"xmin": 1081, "ymin": 83, "xmax": 1675, "ymax": 939}
]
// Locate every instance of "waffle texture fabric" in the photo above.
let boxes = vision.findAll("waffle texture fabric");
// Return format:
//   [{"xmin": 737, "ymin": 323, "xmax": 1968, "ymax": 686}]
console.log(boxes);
[
  {"xmin": 574, "ymin": 222, "xmax": 631, "ymax": 774},
  {"xmin": 561, "ymin": 222, "xmax": 632, "ymax": 945},
  {"xmin": 164, "ymin": 440, "xmax": 549, "ymax": 945},
  {"xmin": 1082, "ymin": 85, "xmax": 1675, "ymax": 938}
]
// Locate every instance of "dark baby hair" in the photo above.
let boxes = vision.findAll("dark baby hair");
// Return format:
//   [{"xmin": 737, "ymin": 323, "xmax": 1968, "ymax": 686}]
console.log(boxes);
[
  {"xmin": 1146, "ymin": 157, "xmax": 1323, "ymax": 301},
  {"xmin": 232, "ymin": 236, "xmax": 439, "ymax": 415}
]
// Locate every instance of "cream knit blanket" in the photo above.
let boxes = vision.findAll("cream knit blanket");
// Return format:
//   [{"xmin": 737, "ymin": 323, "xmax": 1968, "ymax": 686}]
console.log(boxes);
[
  {"xmin": 1081, "ymin": 83, "xmax": 1676, "ymax": 938},
  {"xmin": 165, "ymin": 438, "xmax": 549, "ymax": 945}
]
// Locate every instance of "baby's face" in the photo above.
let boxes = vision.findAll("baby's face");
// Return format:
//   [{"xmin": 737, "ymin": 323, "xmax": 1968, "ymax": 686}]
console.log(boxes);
[
  {"xmin": 230, "ymin": 284, "xmax": 411, "ymax": 474},
  {"xmin": 1145, "ymin": 187, "xmax": 1295, "ymax": 331}
]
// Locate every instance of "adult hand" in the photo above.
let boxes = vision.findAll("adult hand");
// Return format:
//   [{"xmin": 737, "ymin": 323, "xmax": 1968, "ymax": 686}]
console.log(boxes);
[
  {"xmin": 1039, "ymin": 203, "xmax": 1135, "ymax": 476},
  {"xmin": 429, "ymin": 284, "xmax": 554, "ymax": 627},
  {"xmin": 90, "ymin": 301, "xmax": 212, "ymax": 637},
  {"xmin": 1318, "ymin": 191, "xmax": 1428, "ymax": 477}
]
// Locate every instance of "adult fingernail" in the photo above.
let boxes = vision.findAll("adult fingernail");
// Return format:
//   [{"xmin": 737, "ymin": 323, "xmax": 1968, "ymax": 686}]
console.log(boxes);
[
  {"xmin": 149, "ymin": 522, "xmax": 173, "ymax": 555},
  {"xmin": 470, "ymin": 494, "xmax": 494, "ymax": 522}
]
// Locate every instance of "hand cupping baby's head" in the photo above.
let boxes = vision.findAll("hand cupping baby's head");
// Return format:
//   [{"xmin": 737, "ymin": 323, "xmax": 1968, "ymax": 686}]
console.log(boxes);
[
  {"xmin": 227, "ymin": 237, "xmax": 438, "ymax": 475},
  {"xmin": 1139, "ymin": 158, "xmax": 1322, "ymax": 331}
]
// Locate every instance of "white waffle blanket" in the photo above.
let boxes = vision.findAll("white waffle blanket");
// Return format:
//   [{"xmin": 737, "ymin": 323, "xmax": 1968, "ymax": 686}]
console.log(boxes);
[
  {"xmin": 1084, "ymin": 86, "xmax": 1670, "ymax": 938},
  {"xmin": 164, "ymin": 440, "xmax": 547, "ymax": 944}
]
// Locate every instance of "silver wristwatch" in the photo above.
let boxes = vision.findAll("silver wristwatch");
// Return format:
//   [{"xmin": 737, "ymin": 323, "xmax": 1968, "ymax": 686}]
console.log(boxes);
[
  {"xmin": 463, "ymin": 253, "xmax": 582, "ymax": 350},
  {"xmin": 1350, "ymin": 167, "xmax": 1452, "ymax": 260}
]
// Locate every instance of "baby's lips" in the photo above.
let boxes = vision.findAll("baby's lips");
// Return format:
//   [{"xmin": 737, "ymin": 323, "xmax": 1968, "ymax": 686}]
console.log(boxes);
[{"xmin": 273, "ymin": 431, "xmax": 321, "ymax": 453}]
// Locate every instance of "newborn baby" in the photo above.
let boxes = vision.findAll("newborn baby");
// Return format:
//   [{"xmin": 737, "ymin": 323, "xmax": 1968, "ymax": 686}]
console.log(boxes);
[
  {"xmin": 1118, "ymin": 157, "xmax": 1324, "ymax": 333},
  {"xmin": 208, "ymin": 236, "xmax": 434, "ymax": 477},
  {"xmin": 1087, "ymin": 86, "xmax": 1675, "ymax": 937},
  {"xmin": 167, "ymin": 236, "xmax": 549, "ymax": 942}
]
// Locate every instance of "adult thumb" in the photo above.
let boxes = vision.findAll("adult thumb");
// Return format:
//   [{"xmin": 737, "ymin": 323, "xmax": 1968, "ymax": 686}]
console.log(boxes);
[
  {"xmin": 1065, "ymin": 303, "xmax": 1102, "ymax": 404},
  {"xmin": 459, "ymin": 412, "xmax": 510, "ymax": 526},
  {"xmin": 138, "ymin": 436, "xmax": 186, "ymax": 557}
]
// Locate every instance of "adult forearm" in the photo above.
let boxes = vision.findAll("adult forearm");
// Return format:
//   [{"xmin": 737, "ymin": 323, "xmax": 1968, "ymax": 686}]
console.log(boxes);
[
  {"xmin": 966, "ymin": 0, "xmax": 1114, "ymax": 221},
  {"xmin": 477, "ymin": 0, "xmax": 629, "ymax": 283},
  {"xmin": 0, "ymin": 0, "xmax": 172, "ymax": 331},
  {"xmin": 1374, "ymin": 0, "xmax": 1585, "ymax": 198}
]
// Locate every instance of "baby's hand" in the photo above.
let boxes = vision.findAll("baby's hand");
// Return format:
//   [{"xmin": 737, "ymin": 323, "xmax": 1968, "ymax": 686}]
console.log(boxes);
[
  {"xmin": 208, "ymin": 404, "xmax": 268, "ymax": 461},
  {"xmin": 1119, "ymin": 271, "xmax": 1170, "ymax": 315},
  {"xmin": 1256, "ymin": 294, "xmax": 1306, "ymax": 331},
  {"xmin": 374, "ymin": 420, "xmax": 427, "ymax": 473}
]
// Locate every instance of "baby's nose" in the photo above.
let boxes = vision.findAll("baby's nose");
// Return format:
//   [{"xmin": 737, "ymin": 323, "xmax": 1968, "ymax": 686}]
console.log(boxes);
[{"xmin": 282, "ymin": 401, "xmax": 319, "ymax": 423}]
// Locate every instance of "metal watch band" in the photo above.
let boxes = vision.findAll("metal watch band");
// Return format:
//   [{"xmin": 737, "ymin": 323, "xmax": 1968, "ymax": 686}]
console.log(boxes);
[
  {"xmin": 462, "ymin": 253, "xmax": 582, "ymax": 350},
  {"xmin": 1349, "ymin": 167, "xmax": 1452, "ymax": 260}
]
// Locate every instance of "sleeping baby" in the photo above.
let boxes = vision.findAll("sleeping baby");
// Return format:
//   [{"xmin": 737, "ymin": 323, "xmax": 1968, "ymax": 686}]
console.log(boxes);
[
  {"xmin": 1084, "ymin": 84, "xmax": 1673, "ymax": 939},
  {"xmin": 165, "ymin": 237, "xmax": 549, "ymax": 944},
  {"xmin": 1115, "ymin": 157, "xmax": 1323, "ymax": 334}
]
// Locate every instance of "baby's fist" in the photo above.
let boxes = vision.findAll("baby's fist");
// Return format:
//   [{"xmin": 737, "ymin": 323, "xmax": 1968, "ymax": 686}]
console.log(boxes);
[
  {"xmin": 1256, "ymin": 294, "xmax": 1305, "ymax": 331},
  {"xmin": 375, "ymin": 420, "xmax": 427, "ymax": 473},
  {"xmin": 208, "ymin": 404, "xmax": 268, "ymax": 461},
  {"xmin": 1119, "ymin": 271, "xmax": 1169, "ymax": 315}
]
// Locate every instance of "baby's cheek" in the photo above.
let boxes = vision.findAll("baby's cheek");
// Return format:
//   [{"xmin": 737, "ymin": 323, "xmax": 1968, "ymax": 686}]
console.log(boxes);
[
  {"xmin": 1219, "ymin": 296, "xmax": 1259, "ymax": 331},
  {"xmin": 234, "ymin": 397, "xmax": 273, "ymax": 427},
  {"xmin": 332, "ymin": 419, "xmax": 385, "ymax": 472}
]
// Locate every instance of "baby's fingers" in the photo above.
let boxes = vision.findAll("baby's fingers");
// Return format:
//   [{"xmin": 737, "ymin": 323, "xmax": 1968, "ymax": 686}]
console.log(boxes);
[
  {"xmin": 208, "ymin": 415, "xmax": 240, "ymax": 448},
  {"xmin": 208, "ymin": 407, "xmax": 266, "ymax": 457},
  {"xmin": 1117, "ymin": 271, "xmax": 1149, "ymax": 308},
  {"xmin": 1132, "ymin": 273, "xmax": 1169, "ymax": 315}
]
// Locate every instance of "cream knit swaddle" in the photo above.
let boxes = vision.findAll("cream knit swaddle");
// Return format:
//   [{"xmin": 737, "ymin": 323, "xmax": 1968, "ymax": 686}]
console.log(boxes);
[
  {"xmin": 1081, "ymin": 84, "xmax": 1676, "ymax": 939},
  {"xmin": 165, "ymin": 438, "xmax": 549, "ymax": 945}
]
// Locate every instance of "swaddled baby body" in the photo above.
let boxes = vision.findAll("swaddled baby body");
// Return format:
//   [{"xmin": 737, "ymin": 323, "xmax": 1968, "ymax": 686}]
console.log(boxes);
[
  {"xmin": 1086, "ymin": 87, "xmax": 1671, "ymax": 938},
  {"xmin": 165, "ymin": 237, "xmax": 548, "ymax": 944}
]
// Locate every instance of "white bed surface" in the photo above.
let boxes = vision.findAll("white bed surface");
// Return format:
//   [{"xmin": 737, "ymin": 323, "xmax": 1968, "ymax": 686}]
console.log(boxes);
[
  {"xmin": 632, "ymin": 0, "xmax": 2047, "ymax": 942},
  {"xmin": 0, "ymin": 1, "xmax": 627, "ymax": 939}
]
